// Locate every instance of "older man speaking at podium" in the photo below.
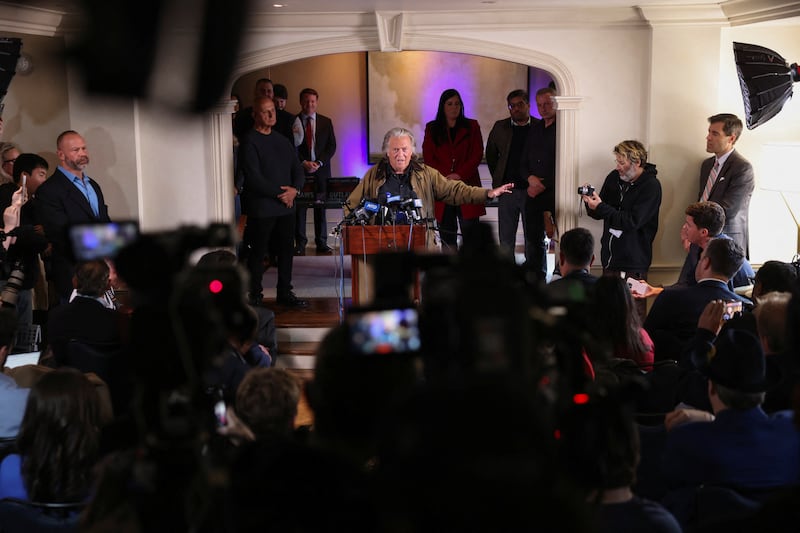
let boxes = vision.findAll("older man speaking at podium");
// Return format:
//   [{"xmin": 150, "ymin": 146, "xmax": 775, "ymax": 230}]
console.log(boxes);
[{"xmin": 345, "ymin": 127, "xmax": 513, "ymax": 249}]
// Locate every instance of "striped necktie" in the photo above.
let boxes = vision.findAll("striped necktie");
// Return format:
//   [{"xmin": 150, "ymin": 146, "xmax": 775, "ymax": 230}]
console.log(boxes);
[{"xmin": 701, "ymin": 159, "xmax": 719, "ymax": 202}]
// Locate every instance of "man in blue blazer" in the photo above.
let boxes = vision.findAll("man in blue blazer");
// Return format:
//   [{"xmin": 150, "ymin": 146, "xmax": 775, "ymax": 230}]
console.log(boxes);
[
  {"xmin": 698, "ymin": 113, "xmax": 754, "ymax": 258},
  {"xmin": 35, "ymin": 130, "xmax": 111, "ymax": 303},
  {"xmin": 644, "ymin": 237, "xmax": 748, "ymax": 360},
  {"xmin": 662, "ymin": 328, "xmax": 799, "ymax": 491}
]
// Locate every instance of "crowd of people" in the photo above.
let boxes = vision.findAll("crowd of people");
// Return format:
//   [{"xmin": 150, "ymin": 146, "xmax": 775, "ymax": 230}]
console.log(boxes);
[{"xmin": 0, "ymin": 82, "xmax": 797, "ymax": 532}]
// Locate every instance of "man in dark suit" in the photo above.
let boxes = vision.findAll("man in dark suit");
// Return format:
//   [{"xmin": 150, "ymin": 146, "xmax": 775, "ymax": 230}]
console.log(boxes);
[
  {"xmin": 293, "ymin": 87, "xmax": 337, "ymax": 255},
  {"xmin": 35, "ymin": 131, "xmax": 111, "ymax": 303},
  {"xmin": 45, "ymin": 259, "xmax": 126, "ymax": 365},
  {"xmin": 698, "ymin": 113, "xmax": 754, "ymax": 258},
  {"xmin": 644, "ymin": 237, "xmax": 749, "ymax": 360},
  {"xmin": 521, "ymin": 87, "xmax": 557, "ymax": 281}
]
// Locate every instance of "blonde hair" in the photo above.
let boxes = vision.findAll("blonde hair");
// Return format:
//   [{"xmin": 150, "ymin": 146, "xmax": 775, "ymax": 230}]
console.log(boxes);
[{"xmin": 613, "ymin": 140, "xmax": 648, "ymax": 166}]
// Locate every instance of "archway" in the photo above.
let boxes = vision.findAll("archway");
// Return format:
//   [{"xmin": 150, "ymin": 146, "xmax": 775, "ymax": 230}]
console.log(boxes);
[{"xmin": 218, "ymin": 35, "xmax": 582, "ymax": 236}]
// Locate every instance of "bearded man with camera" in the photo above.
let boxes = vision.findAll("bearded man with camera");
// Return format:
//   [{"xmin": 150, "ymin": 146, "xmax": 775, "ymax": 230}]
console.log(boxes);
[{"xmin": 582, "ymin": 140, "xmax": 662, "ymax": 316}]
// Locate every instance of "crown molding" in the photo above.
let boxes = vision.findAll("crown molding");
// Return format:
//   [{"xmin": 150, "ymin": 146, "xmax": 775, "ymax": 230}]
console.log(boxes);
[
  {"xmin": 721, "ymin": 0, "xmax": 800, "ymax": 26},
  {"xmin": 638, "ymin": 4, "xmax": 728, "ymax": 26},
  {"xmin": 0, "ymin": 2, "xmax": 63, "ymax": 36}
]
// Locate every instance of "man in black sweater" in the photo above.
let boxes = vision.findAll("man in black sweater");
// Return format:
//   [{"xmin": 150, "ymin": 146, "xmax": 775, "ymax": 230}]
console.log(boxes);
[{"xmin": 238, "ymin": 96, "xmax": 307, "ymax": 308}]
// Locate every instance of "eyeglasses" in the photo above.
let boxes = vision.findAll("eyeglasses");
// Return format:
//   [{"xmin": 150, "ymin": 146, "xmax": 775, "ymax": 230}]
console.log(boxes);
[
  {"xmin": 2, "ymin": 158, "xmax": 16, "ymax": 165},
  {"xmin": 507, "ymin": 101, "xmax": 527, "ymax": 110}
]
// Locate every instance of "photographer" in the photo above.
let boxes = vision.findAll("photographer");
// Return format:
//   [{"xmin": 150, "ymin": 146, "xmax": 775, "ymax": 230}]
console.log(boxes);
[
  {"xmin": 582, "ymin": 140, "xmax": 661, "ymax": 316},
  {"xmin": 0, "ymin": 165, "xmax": 47, "ymax": 328}
]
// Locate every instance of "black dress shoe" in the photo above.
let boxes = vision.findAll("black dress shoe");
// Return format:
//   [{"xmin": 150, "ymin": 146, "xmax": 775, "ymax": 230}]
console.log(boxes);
[
  {"xmin": 277, "ymin": 291, "xmax": 309, "ymax": 308},
  {"xmin": 247, "ymin": 293, "xmax": 264, "ymax": 307},
  {"xmin": 316, "ymin": 244, "xmax": 333, "ymax": 254},
  {"xmin": 294, "ymin": 246, "xmax": 306, "ymax": 256}
]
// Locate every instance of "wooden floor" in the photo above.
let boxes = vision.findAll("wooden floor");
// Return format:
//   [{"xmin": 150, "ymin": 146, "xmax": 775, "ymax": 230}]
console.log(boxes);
[{"xmin": 267, "ymin": 296, "xmax": 346, "ymax": 330}]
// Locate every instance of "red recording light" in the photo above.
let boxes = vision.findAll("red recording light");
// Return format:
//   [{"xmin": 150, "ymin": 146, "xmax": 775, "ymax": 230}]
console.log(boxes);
[
  {"xmin": 209, "ymin": 279, "xmax": 223, "ymax": 294},
  {"xmin": 572, "ymin": 393, "xmax": 590, "ymax": 405}
]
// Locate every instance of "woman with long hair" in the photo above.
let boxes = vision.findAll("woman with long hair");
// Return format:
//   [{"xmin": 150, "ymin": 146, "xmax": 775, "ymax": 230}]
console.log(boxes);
[
  {"xmin": 422, "ymin": 88, "xmax": 485, "ymax": 250},
  {"xmin": 589, "ymin": 275, "xmax": 655, "ymax": 369},
  {"xmin": 0, "ymin": 368, "xmax": 102, "ymax": 502}
]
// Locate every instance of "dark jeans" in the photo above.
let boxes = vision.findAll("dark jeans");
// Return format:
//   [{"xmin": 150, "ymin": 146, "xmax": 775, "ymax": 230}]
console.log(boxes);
[
  {"xmin": 244, "ymin": 213, "xmax": 296, "ymax": 297},
  {"xmin": 523, "ymin": 200, "xmax": 547, "ymax": 280},
  {"xmin": 497, "ymin": 187, "xmax": 528, "ymax": 259},
  {"xmin": 439, "ymin": 205, "xmax": 479, "ymax": 251}
]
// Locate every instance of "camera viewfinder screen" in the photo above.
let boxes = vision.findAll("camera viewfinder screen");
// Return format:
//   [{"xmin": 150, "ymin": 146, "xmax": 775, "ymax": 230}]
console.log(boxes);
[
  {"xmin": 69, "ymin": 222, "xmax": 139, "ymax": 261},
  {"xmin": 347, "ymin": 308, "xmax": 421, "ymax": 355}
]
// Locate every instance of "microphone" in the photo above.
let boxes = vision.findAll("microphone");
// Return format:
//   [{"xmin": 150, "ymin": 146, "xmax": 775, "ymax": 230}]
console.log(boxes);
[
  {"xmin": 332, "ymin": 198, "xmax": 379, "ymax": 234},
  {"xmin": 400, "ymin": 197, "xmax": 423, "ymax": 224},
  {"xmin": 352, "ymin": 200, "xmax": 379, "ymax": 223}
]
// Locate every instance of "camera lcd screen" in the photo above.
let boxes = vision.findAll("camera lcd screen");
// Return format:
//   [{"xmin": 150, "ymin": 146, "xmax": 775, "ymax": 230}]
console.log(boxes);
[
  {"xmin": 347, "ymin": 307, "xmax": 421, "ymax": 355},
  {"xmin": 68, "ymin": 221, "xmax": 139, "ymax": 261}
]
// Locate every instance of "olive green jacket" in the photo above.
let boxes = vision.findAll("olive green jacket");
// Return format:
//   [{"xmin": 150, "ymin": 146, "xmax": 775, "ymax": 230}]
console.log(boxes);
[{"xmin": 345, "ymin": 157, "xmax": 489, "ymax": 248}]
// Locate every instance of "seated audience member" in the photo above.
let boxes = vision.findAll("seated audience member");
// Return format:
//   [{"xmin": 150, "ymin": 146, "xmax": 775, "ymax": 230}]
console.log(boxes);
[
  {"xmin": 558, "ymin": 385, "xmax": 681, "ymax": 533},
  {"xmin": 662, "ymin": 329, "xmax": 798, "ymax": 491},
  {"xmin": 644, "ymin": 237, "xmax": 748, "ymax": 360},
  {"xmin": 205, "ymin": 304, "xmax": 266, "ymax": 407},
  {"xmin": 755, "ymin": 292, "xmax": 793, "ymax": 413},
  {"xmin": 587, "ymin": 276, "xmax": 654, "ymax": 370},
  {"xmin": 0, "ymin": 368, "xmax": 102, "ymax": 502},
  {"xmin": 676, "ymin": 201, "xmax": 754, "ymax": 289},
  {"xmin": 196, "ymin": 249, "xmax": 278, "ymax": 358},
  {"xmin": 548, "ymin": 227, "xmax": 597, "ymax": 294},
  {"xmin": 307, "ymin": 323, "xmax": 419, "ymax": 468},
  {"xmin": 44, "ymin": 259, "xmax": 127, "ymax": 364},
  {"xmin": 0, "ymin": 308, "xmax": 28, "ymax": 438},
  {"xmin": 219, "ymin": 367, "xmax": 301, "ymax": 444},
  {"xmin": 752, "ymin": 260, "xmax": 798, "ymax": 298},
  {"xmin": 719, "ymin": 259, "xmax": 799, "ymax": 340},
  {"xmin": 638, "ymin": 202, "xmax": 754, "ymax": 299}
]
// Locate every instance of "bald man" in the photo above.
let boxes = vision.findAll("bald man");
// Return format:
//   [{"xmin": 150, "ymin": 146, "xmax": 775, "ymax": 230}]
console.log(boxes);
[{"xmin": 35, "ymin": 130, "xmax": 111, "ymax": 303}]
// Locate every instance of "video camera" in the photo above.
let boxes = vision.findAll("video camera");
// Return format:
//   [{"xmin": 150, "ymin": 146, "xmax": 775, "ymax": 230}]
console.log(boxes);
[{"xmin": 348, "ymin": 222, "xmax": 597, "ymax": 411}]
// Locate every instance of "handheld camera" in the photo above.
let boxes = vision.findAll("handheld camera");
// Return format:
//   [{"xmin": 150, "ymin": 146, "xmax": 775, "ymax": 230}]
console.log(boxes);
[{"xmin": 577, "ymin": 185, "xmax": 595, "ymax": 196}]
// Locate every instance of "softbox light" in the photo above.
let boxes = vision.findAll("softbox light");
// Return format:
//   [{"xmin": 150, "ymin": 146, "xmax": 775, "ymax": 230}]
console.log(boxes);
[
  {"xmin": 733, "ymin": 41, "xmax": 799, "ymax": 130},
  {"xmin": 0, "ymin": 37, "xmax": 22, "ymax": 112}
]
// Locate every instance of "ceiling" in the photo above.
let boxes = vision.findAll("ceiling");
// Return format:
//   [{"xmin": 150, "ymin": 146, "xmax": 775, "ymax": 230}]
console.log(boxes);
[{"xmin": 0, "ymin": 0, "xmax": 760, "ymax": 14}]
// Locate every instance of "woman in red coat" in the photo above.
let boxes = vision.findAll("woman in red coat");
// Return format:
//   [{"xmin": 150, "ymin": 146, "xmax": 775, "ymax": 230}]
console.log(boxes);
[{"xmin": 422, "ymin": 89, "xmax": 485, "ymax": 250}]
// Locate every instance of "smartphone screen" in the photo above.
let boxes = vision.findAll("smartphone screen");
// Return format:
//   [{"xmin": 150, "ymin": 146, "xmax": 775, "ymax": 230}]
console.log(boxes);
[
  {"xmin": 346, "ymin": 307, "xmax": 421, "ymax": 355},
  {"xmin": 723, "ymin": 300, "xmax": 743, "ymax": 320},
  {"xmin": 68, "ymin": 221, "xmax": 139, "ymax": 261},
  {"xmin": 214, "ymin": 399, "xmax": 227, "ymax": 427}
]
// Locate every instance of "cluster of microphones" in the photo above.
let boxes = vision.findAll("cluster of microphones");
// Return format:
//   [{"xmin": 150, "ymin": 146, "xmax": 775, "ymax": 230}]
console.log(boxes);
[{"xmin": 332, "ymin": 193, "xmax": 428, "ymax": 235}]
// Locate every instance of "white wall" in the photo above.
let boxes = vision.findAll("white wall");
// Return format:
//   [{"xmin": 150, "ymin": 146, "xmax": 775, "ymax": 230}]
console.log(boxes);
[{"xmin": 6, "ymin": 6, "xmax": 799, "ymax": 278}]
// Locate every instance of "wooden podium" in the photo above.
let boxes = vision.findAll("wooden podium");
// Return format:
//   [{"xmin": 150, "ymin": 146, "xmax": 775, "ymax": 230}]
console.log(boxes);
[{"xmin": 342, "ymin": 225, "xmax": 427, "ymax": 305}]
